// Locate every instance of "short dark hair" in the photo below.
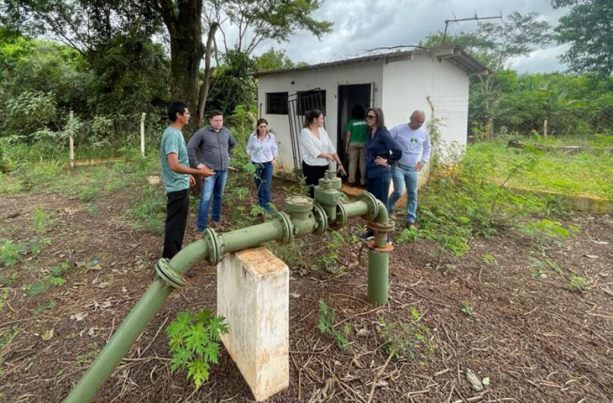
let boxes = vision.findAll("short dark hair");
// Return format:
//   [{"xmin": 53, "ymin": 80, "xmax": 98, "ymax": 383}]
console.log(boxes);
[
  {"xmin": 209, "ymin": 110, "xmax": 223, "ymax": 119},
  {"xmin": 351, "ymin": 105, "xmax": 365, "ymax": 120},
  {"xmin": 168, "ymin": 101, "xmax": 187, "ymax": 122},
  {"xmin": 366, "ymin": 107, "xmax": 385, "ymax": 130},
  {"xmin": 304, "ymin": 109, "xmax": 323, "ymax": 128}
]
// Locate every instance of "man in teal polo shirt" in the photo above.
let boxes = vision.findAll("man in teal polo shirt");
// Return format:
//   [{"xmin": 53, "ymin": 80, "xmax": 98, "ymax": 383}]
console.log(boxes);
[{"xmin": 160, "ymin": 101, "xmax": 214, "ymax": 259}]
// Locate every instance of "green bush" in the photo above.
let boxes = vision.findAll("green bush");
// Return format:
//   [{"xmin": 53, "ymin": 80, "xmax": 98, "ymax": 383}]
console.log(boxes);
[{"xmin": 2, "ymin": 91, "xmax": 57, "ymax": 138}]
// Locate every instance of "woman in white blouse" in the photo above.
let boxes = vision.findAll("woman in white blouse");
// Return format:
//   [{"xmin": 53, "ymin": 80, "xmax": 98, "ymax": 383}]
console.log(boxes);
[
  {"xmin": 246, "ymin": 118, "xmax": 278, "ymax": 212},
  {"xmin": 299, "ymin": 109, "xmax": 346, "ymax": 198}
]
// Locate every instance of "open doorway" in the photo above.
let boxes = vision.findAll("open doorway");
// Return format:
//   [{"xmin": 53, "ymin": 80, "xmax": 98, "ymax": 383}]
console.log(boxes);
[{"xmin": 337, "ymin": 84, "xmax": 372, "ymax": 182}]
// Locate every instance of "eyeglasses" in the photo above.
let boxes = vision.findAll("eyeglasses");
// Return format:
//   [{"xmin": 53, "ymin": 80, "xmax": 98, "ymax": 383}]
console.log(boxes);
[{"xmin": 366, "ymin": 115, "xmax": 377, "ymax": 119}]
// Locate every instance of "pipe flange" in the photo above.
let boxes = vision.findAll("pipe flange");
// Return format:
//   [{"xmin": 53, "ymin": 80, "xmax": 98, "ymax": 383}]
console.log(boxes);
[
  {"xmin": 312, "ymin": 203, "xmax": 328, "ymax": 234},
  {"xmin": 330, "ymin": 201, "xmax": 347, "ymax": 229},
  {"xmin": 369, "ymin": 219, "xmax": 395, "ymax": 233},
  {"xmin": 275, "ymin": 211, "xmax": 294, "ymax": 244},
  {"xmin": 203, "ymin": 228, "xmax": 223, "ymax": 265},
  {"xmin": 360, "ymin": 192, "xmax": 380, "ymax": 221},
  {"xmin": 155, "ymin": 258, "xmax": 186, "ymax": 289}
]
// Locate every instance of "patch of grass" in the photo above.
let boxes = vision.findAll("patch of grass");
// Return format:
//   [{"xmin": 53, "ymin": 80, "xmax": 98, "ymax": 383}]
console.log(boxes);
[
  {"xmin": 32, "ymin": 207, "xmax": 56, "ymax": 234},
  {"xmin": 0, "ymin": 288, "xmax": 9, "ymax": 311},
  {"xmin": 0, "ymin": 240, "xmax": 23, "ymax": 267},
  {"xmin": 377, "ymin": 306, "xmax": 433, "ymax": 360},
  {"xmin": 34, "ymin": 301, "xmax": 57, "ymax": 314},
  {"xmin": 21, "ymin": 261, "xmax": 71, "ymax": 296},
  {"xmin": 125, "ymin": 186, "xmax": 166, "ymax": 234},
  {"xmin": 76, "ymin": 343, "xmax": 100, "ymax": 365},
  {"xmin": 317, "ymin": 232, "xmax": 352, "ymax": 274},
  {"xmin": 396, "ymin": 226, "xmax": 419, "ymax": 244},
  {"xmin": 480, "ymin": 139, "xmax": 613, "ymax": 199},
  {"xmin": 568, "ymin": 274, "xmax": 589, "ymax": 293},
  {"xmin": 482, "ymin": 253, "xmax": 498, "ymax": 267},
  {"xmin": 317, "ymin": 299, "xmax": 351, "ymax": 350},
  {"xmin": 520, "ymin": 219, "xmax": 579, "ymax": 243},
  {"xmin": 461, "ymin": 300, "xmax": 475, "ymax": 316}
]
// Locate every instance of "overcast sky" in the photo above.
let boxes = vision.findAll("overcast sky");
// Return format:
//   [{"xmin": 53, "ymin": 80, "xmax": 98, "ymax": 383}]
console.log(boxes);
[{"xmin": 257, "ymin": 0, "xmax": 570, "ymax": 73}]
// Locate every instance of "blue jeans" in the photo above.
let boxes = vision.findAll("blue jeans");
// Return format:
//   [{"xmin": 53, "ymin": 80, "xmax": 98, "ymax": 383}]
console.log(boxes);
[
  {"xmin": 388, "ymin": 164, "xmax": 418, "ymax": 223},
  {"xmin": 366, "ymin": 173, "xmax": 391, "ymax": 211},
  {"xmin": 197, "ymin": 170, "xmax": 227, "ymax": 231},
  {"xmin": 254, "ymin": 161, "xmax": 273, "ymax": 212}
]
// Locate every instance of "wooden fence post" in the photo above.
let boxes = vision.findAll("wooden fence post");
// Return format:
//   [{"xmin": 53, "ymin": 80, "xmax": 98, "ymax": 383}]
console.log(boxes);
[
  {"xmin": 69, "ymin": 110, "xmax": 75, "ymax": 169},
  {"xmin": 543, "ymin": 119, "xmax": 548, "ymax": 138},
  {"xmin": 140, "ymin": 112, "xmax": 146, "ymax": 157}
]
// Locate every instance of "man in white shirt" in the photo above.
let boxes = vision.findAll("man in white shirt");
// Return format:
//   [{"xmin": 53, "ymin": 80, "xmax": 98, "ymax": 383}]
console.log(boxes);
[{"xmin": 388, "ymin": 110, "xmax": 432, "ymax": 229}]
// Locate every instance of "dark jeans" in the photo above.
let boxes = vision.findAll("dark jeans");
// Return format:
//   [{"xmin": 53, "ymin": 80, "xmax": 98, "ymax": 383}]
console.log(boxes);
[
  {"xmin": 367, "ymin": 173, "xmax": 391, "ymax": 210},
  {"xmin": 254, "ymin": 161, "xmax": 273, "ymax": 212},
  {"xmin": 163, "ymin": 189, "xmax": 190, "ymax": 259},
  {"xmin": 302, "ymin": 161, "xmax": 329, "ymax": 198}
]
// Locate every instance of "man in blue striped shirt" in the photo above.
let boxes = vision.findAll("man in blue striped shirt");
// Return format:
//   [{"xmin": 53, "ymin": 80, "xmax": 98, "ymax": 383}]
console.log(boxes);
[{"xmin": 388, "ymin": 110, "xmax": 432, "ymax": 229}]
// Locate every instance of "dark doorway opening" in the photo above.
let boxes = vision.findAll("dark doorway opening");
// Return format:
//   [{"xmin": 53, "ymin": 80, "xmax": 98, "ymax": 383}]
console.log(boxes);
[{"xmin": 337, "ymin": 84, "xmax": 372, "ymax": 182}]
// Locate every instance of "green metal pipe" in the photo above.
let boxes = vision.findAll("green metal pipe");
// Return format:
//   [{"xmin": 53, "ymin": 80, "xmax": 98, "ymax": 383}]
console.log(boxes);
[
  {"xmin": 368, "ymin": 249, "xmax": 389, "ymax": 306},
  {"xmin": 65, "ymin": 192, "xmax": 387, "ymax": 401},
  {"xmin": 221, "ymin": 220, "xmax": 286, "ymax": 254},
  {"xmin": 341, "ymin": 201, "xmax": 370, "ymax": 219}
]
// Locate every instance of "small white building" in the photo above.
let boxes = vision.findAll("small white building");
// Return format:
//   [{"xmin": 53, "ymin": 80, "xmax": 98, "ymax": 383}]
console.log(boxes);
[{"xmin": 255, "ymin": 47, "xmax": 487, "ymax": 173}]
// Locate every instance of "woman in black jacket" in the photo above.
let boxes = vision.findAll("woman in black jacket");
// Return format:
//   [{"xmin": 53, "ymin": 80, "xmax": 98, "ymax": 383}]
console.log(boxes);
[{"xmin": 362, "ymin": 107, "xmax": 402, "ymax": 240}]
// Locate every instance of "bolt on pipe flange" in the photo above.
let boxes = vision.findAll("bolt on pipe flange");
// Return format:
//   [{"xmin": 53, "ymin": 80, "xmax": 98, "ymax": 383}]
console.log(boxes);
[
  {"xmin": 367, "ymin": 219, "xmax": 395, "ymax": 252},
  {"xmin": 203, "ymin": 228, "xmax": 223, "ymax": 265},
  {"xmin": 275, "ymin": 211, "xmax": 295, "ymax": 244},
  {"xmin": 312, "ymin": 203, "xmax": 328, "ymax": 234},
  {"xmin": 359, "ymin": 192, "xmax": 380, "ymax": 221},
  {"xmin": 154, "ymin": 258, "xmax": 186, "ymax": 289}
]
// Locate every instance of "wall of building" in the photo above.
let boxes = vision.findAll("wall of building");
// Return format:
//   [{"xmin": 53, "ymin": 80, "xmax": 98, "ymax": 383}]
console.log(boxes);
[
  {"xmin": 381, "ymin": 54, "xmax": 469, "ymax": 162},
  {"xmin": 257, "ymin": 61, "xmax": 383, "ymax": 173}
]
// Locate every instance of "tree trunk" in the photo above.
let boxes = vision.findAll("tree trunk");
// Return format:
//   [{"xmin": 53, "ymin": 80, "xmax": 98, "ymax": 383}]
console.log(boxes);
[
  {"xmin": 158, "ymin": 0, "xmax": 205, "ymax": 114},
  {"xmin": 197, "ymin": 22, "xmax": 219, "ymax": 124}
]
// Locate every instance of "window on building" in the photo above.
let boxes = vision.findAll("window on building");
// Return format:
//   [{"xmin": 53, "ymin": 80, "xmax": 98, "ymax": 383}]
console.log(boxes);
[
  {"xmin": 297, "ymin": 90, "xmax": 326, "ymax": 115},
  {"xmin": 266, "ymin": 92, "xmax": 289, "ymax": 114}
]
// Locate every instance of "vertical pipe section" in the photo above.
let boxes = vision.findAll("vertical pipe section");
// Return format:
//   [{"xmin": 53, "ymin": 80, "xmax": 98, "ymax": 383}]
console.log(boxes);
[{"xmin": 368, "ymin": 249, "xmax": 389, "ymax": 306}]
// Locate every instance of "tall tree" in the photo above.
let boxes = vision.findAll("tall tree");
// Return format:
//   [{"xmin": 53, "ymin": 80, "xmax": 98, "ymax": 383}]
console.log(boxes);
[
  {"xmin": 197, "ymin": 0, "xmax": 331, "ymax": 121},
  {"xmin": 552, "ymin": 0, "xmax": 613, "ymax": 75}
]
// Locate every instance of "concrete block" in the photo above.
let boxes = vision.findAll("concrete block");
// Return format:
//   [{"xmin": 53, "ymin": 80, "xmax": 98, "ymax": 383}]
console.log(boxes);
[{"xmin": 217, "ymin": 247, "xmax": 289, "ymax": 401}]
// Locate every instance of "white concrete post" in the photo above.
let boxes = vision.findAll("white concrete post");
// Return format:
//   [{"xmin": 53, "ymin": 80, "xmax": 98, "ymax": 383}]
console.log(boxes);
[
  {"xmin": 69, "ymin": 110, "xmax": 75, "ymax": 169},
  {"xmin": 217, "ymin": 247, "xmax": 289, "ymax": 401},
  {"xmin": 140, "ymin": 112, "xmax": 146, "ymax": 157}
]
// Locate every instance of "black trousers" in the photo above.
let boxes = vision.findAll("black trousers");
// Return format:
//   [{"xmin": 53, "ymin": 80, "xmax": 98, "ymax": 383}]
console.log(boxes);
[
  {"xmin": 302, "ymin": 162, "xmax": 329, "ymax": 198},
  {"xmin": 162, "ymin": 189, "xmax": 190, "ymax": 259}
]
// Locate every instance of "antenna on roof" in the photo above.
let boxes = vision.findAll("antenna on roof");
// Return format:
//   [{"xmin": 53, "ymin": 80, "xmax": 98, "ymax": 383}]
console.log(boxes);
[{"xmin": 442, "ymin": 12, "xmax": 502, "ymax": 44}]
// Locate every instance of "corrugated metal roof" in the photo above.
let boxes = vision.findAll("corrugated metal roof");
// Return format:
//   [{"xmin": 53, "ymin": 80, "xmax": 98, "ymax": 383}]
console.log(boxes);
[{"xmin": 254, "ymin": 47, "xmax": 489, "ymax": 77}]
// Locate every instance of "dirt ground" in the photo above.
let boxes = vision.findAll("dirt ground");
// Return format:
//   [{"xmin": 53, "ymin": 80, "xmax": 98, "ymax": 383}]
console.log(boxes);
[{"xmin": 0, "ymin": 183, "xmax": 611, "ymax": 402}]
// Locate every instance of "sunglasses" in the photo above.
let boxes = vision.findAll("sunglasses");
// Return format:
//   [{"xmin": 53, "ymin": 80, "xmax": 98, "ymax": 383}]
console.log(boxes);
[{"xmin": 366, "ymin": 114, "xmax": 377, "ymax": 119}]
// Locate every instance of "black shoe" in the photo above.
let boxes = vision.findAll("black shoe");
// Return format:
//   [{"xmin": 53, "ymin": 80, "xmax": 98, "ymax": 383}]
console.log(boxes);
[{"xmin": 359, "ymin": 231, "xmax": 374, "ymax": 241}]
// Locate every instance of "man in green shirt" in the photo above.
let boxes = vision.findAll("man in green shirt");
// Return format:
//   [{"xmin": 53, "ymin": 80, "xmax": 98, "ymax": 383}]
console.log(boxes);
[
  {"xmin": 344, "ymin": 105, "xmax": 367, "ymax": 185},
  {"xmin": 160, "ymin": 101, "xmax": 214, "ymax": 259}
]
